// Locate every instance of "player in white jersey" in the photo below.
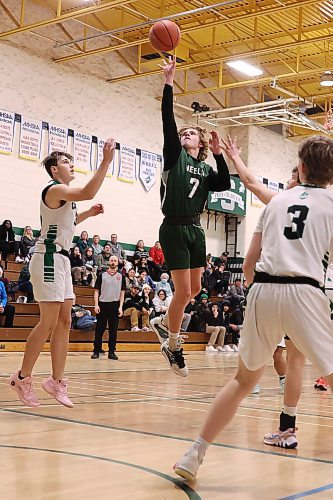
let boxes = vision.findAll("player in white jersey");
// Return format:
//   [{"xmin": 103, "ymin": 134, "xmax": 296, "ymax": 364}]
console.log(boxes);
[
  {"xmin": 9, "ymin": 139, "xmax": 115, "ymax": 408},
  {"xmin": 173, "ymin": 135, "xmax": 333, "ymax": 480}
]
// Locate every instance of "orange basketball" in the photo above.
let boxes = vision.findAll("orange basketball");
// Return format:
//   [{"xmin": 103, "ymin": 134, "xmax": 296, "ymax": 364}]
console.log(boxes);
[{"xmin": 149, "ymin": 20, "xmax": 181, "ymax": 52}]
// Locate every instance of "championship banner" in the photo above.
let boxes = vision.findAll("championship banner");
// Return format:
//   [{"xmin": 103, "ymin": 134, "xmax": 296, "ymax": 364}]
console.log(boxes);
[
  {"xmin": 74, "ymin": 131, "xmax": 92, "ymax": 172},
  {"xmin": 251, "ymin": 176, "xmax": 264, "ymax": 208},
  {"xmin": 19, "ymin": 118, "xmax": 42, "ymax": 161},
  {"xmin": 49, "ymin": 125, "xmax": 68, "ymax": 153},
  {"xmin": 118, "ymin": 144, "xmax": 136, "ymax": 183},
  {"xmin": 0, "ymin": 109, "xmax": 15, "ymax": 155},
  {"xmin": 96, "ymin": 138, "xmax": 114, "ymax": 176},
  {"xmin": 139, "ymin": 150, "xmax": 158, "ymax": 191},
  {"xmin": 208, "ymin": 176, "xmax": 246, "ymax": 216}
]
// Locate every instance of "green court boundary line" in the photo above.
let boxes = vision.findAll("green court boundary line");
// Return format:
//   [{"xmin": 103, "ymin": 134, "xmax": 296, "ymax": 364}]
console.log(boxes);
[
  {"xmin": 0, "ymin": 444, "xmax": 201, "ymax": 500},
  {"xmin": 3, "ymin": 408, "xmax": 333, "ymax": 466}
]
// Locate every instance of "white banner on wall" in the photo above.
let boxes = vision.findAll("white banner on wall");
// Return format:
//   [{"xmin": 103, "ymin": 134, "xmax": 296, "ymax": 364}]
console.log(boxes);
[
  {"xmin": 139, "ymin": 150, "xmax": 158, "ymax": 191},
  {"xmin": 0, "ymin": 110, "xmax": 15, "ymax": 155},
  {"xmin": 118, "ymin": 144, "xmax": 136, "ymax": 183},
  {"xmin": 74, "ymin": 131, "xmax": 92, "ymax": 171},
  {"xmin": 251, "ymin": 176, "xmax": 264, "ymax": 208},
  {"xmin": 268, "ymin": 179, "xmax": 279, "ymax": 193},
  {"xmin": 96, "ymin": 138, "xmax": 114, "ymax": 176},
  {"xmin": 49, "ymin": 125, "xmax": 68, "ymax": 153},
  {"xmin": 19, "ymin": 118, "xmax": 42, "ymax": 161}
]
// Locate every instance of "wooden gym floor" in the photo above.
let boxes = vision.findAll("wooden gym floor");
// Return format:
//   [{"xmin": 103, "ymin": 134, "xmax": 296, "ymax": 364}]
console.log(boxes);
[{"xmin": 1, "ymin": 351, "xmax": 332, "ymax": 500}]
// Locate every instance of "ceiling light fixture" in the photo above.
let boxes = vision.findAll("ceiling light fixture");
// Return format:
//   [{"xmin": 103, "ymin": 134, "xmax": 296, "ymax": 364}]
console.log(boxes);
[
  {"xmin": 226, "ymin": 60, "xmax": 263, "ymax": 77},
  {"xmin": 320, "ymin": 71, "xmax": 333, "ymax": 87}
]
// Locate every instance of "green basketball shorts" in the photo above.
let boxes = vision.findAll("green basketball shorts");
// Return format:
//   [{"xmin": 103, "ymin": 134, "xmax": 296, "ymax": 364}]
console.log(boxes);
[{"xmin": 159, "ymin": 223, "xmax": 206, "ymax": 271}]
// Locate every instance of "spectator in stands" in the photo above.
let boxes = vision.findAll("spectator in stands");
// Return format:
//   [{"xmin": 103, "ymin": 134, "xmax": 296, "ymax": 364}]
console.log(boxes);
[
  {"xmin": 71, "ymin": 297, "xmax": 96, "ymax": 331},
  {"xmin": 150, "ymin": 289, "xmax": 191, "ymax": 341},
  {"xmin": 221, "ymin": 300, "xmax": 239, "ymax": 351},
  {"xmin": 153, "ymin": 289, "xmax": 172, "ymax": 316},
  {"xmin": 214, "ymin": 251, "xmax": 229, "ymax": 269},
  {"xmin": 149, "ymin": 241, "xmax": 166, "ymax": 279},
  {"xmin": 205, "ymin": 303, "xmax": 227, "ymax": 352},
  {"xmin": 18, "ymin": 264, "xmax": 34, "ymax": 303},
  {"xmin": 91, "ymin": 234, "xmax": 103, "ymax": 256},
  {"xmin": 20, "ymin": 226, "xmax": 36, "ymax": 263},
  {"xmin": 229, "ymin": 296, "xmax": 244, "ymax": 327},
  {"xmin": 82, "ymin": 247, "xmax": 97, "ymax": 286},
  {"xmin": 206, "ymin": 253, "xmax": 213, "ymax": 270},
  {"xmin": 76, "ymin": 231, "xmax": 90, "ymax": 254},
  {"xmin": 95, "ymin": 243, "xmax": 112, "ymax": 272},
  {"xmin": 155, "ymin": 272, "xmax": 173, "ymax": 297},
  {"xmin": 140, "ymin": 284, "xmax": 154, "ymax": 329},
  {"xmin": 0, "ymin": 220, "xmax": 21, "ymax": 262},
  {"xmin": 194, "ymin": 294, "xmax": 210, "ymax": 332},
  {"xmin": 208, "ymin": 263, "xmax": 226, "ymax": 297},
  {"xmin": 110, "ymin": 234, "xmax": 127, "ymax": 267},
  {"xmin": 229, "ymin": 277, "xmax": 245, "ymax": 302},
  {"xmin": 184, "ymin": 298, "xmax": 198, "ymax": 331},
  {"xmin": 125, "ymin": 268, "xmax": 138, "ymax": 290},
  {"xmin": 0, "ymin": 278, "xmax": 15, "ymax": 327},
  {"xmin": 91, "ymin": 255, "xmax": 125, "ymax": 359},
  {"xmin": 133, "ymin": 239, "xmax": 149, "ymax": 265},
  {"xmin": 242, "ymin": 278, "xmax": 248, "ymax": 293},
  {"xmin": 123, "ymin": 282, "xmax": 150, "ymax": 332},
  {"xmin": 137, "ymin": 268, "xmax": 155, "ymax": 291},
  {"xmin": 70, "ymin": 246, "xmax": 84, "ymax": 285}
]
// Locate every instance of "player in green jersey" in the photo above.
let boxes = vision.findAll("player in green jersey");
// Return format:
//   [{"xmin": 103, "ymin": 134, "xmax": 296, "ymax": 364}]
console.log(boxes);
[{"xmin": 150, "ymin": 56, "xmax": 231, "ymax": 376}]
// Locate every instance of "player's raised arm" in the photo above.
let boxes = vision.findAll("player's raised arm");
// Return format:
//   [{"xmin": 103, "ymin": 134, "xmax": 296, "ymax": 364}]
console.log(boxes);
[
  {"xmin": 161, "ymin": 56, "xmax": 182, "ymax": 171},
  {"xmin": 221, "ymin": 135, "xmax": 274, "ymax": 205},
  {"xmin": 208, "ymin": 131, "xmax": 231, "ymax": 192},
  {"xmin": 46, "ymin": 138, "xmax": 116, "ymax": 205}
]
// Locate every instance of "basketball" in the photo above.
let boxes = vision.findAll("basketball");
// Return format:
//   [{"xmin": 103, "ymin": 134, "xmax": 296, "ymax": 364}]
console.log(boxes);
[{"xmin": 149, "ymin": 20, "xmax": 181, "ymax": 52}]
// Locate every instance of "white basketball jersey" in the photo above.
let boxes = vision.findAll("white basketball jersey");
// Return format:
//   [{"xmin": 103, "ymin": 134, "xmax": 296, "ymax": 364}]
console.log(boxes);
[
  {"xmin": 255, "ymin": 185, "xmax": 333, "ymax": 286},
  {"xmin": 34, "ymin": 181, "xmax": 78, "ymax": 253}
]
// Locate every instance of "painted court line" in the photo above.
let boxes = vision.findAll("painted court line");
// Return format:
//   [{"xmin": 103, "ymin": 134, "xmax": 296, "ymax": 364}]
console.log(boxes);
[{"xmin": 280, "ymin": 482, "xmax": 333, "ymax": 499}]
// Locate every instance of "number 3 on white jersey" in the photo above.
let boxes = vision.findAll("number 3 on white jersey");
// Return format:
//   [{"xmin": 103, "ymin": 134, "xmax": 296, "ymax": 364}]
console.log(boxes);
[{"xmin": 188, "ymin": 177, "xmax": 200, "ymax": 198}]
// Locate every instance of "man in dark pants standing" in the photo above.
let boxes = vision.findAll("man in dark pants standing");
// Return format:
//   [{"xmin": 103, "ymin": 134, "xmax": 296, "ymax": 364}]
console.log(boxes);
[
  {"xmin": 91, "ymin": 255, "xmax": 125, "ymax": 360},
  {"xmin": 0, "ymin": 279, "xmax": 15, "ymax": 327}
]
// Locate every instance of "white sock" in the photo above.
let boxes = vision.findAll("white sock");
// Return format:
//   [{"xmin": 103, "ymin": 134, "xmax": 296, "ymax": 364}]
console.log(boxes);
[
  {"xmin": 193, "ymin": 437, "xmax": 210, "ymax": 461},
  {"xmin": 283, "ymin": 405, "xmax": 297, "ymax": 417},
  {"xmin": 168, "ymin": 332, "xmax": 180, "ymax": 351}
]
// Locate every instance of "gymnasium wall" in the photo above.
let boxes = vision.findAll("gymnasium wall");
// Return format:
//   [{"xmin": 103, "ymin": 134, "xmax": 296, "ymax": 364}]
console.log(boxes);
[{"xmin": 0, "ymin": 41, "xmax": 301, "ymax": 258}]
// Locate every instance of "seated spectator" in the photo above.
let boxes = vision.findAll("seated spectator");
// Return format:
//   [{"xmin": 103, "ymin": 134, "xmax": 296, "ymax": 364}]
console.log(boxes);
[
  {"xmin": 184, "ymin": 298, "xmax": 198, "ymax": 331},
  {"xmin": 148, "ymin": 241, "xmax": 166, "ymax": 280},
  {"xmin": 204, "ymin": 303, "xmax": 226, "ymax": 352},
  {"xmin": 135, "ymin": 256, "xmax": 149, "ymax": 275},
  {"xmin": 18, "ymin": 264, "xmax": 34, "ymax": 303},
  {"xmin": 206, "ymin": 253, "xmax": 213, "ymax": 271},
  {"xmin": 0, "ymin": 264, "xmax": 9, "ymax": 292},
  {"xmin": 153, "ymin": 289, "xmax": 172, "ymax": 316},
  {"xmin": 20, "ymin": 226, "xmax": 36, "ymax": 262},
  {"xmin": 133, "ymin": 239, "xmax": 149, "ymax": 265},
  {"xmin": 76, "ymin": 231, "xmax": 91, "ymax": 254},
  {"xmin": 229, "ymin": 296, "xmax": 244, "ymax": 327},
  {"xmin": 0, "ymin": 277, "xmax": 15, "ymax": 327},
  {"xmin": 70, "ymin": 246, "xmax": 84, "ymax": 285},
  {"xmin": 242, "ymin": 279, "xmax": 248, "ymax": 293},
  {"xmin": 208, "ymin": 264, "xmax": 226, "ymax": 297},
  {"xmin": 137, "ymin": 268, "xmax": 155, "ymax": 291},
  {"xmin": 140, "ymin": 284, "xmax": 154, "ymax": 327},
  {"xmin": 82, "ymin": 247, "xmax": 97, "ymax": 286},
  {"xmin": 123, "ymin": 283, "xmax": 150, "ymax": 332},
  {"xmin": 214, "ymin": 251, "xmax": 229, "ymax": 269},
  {"xmin": 125, "ymin": 268, "xmax": 138, "ymax": 290},
  {"xmin": 195, "ymin": 294, "xmax": 210, "ymax": 332},
  {"xmin": 95, "ymin": 243, "xmax": 112, "ymax": 273},
  {"xmin": 71, "ymin": 297, "xmax": 96, "ymax": 331},
  {"xmin": 110, "ymin": 233, "xmax": 127, "ymax": 267},
  {"xmin": 155, "ymin": 272, "xmax": 173, "ymax": 297},
  {"xmin": 221, "ymin": 300, "xmax": 240, "ymax": 352},
  {"xmin": 0, "ymin": 220, "xmax": 20, "ymax": 262},
  {"xmin": 228, "ymin": 277, "xmax": 245, "ymax": 302},
  {"xmin": 91, "ymin": 234, "xmax": 103, "ymax": 256}
]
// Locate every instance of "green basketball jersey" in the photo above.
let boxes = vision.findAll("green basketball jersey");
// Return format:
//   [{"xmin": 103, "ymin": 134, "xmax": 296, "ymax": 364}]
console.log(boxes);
[{"xmin": 161, "ymin": 148, "xmax": 212, "ymax": 217}]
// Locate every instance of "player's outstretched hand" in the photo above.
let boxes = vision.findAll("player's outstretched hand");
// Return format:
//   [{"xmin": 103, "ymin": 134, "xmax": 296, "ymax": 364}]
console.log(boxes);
[
  {"xmin": 89, "ymin": 203, "xmax": 104, "ymax": 217},
  {"xmin": 221, "ymin": 134, "xmax": 242, "ymax": 161},
  {"xmin": 209, "ymin": 131, "xmax": 222, "ymax": 155},
  {"xmin": 160, "ymin": 55, "xmax": 176, "ymax": 85},
  {"xmin": 103, "ymin": 138, "xmax": 116, "ymax": 164}
]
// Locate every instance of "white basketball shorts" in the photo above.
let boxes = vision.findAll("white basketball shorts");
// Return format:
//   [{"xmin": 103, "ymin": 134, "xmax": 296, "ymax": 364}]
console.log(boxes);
[
  {"xmin": 30, "ymin": 252, "xmax": 74, "ymax": 303},
  {"xmin": 239, "ymin": 283, "xmax": 333, "ymax": 377}
]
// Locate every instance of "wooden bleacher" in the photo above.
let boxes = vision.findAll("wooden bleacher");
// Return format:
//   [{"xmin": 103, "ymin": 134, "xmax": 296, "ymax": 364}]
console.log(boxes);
[{"xmin": 0, "ymin": 255, "xmax": 219, "ymax": 353}]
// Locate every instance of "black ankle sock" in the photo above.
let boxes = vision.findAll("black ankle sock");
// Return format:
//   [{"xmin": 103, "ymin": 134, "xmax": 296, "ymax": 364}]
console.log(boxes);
[
  {"xmin": 279, "ymin": 376, "xmax": 285, "ymax": 381},
  {"xmin": 279, "ymin": 411, "xmax": 296, "ymax": 432},
  {"xmin": 18, "ymin": 371, "xmax": 25, "ymax": 380}
]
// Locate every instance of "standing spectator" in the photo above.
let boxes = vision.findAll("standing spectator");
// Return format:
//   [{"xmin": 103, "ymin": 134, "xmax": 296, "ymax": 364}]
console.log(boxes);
[
  {"xmin": 110, "ymin": 234, "xmax": 127, "ymax": 267},
  {"xmin": 149, "ymin": 241, "xmax": 166, "ymax": 279},
  {"xmin": 137, "ymin": 268, "xmax": 155, "ymax": 291},
  {"xmin": 0, "ymin": 278, "xmax": 15, "ymax": 327},
  {"xmin": 91, "ymin": 255, "xmax": 125, "ymax": 360},
  {"xmin": 125, "ymin": 268, "xmax": 138, "ymax": 290},
  {"xmin": 91, "ymin": 234, "xmax": 103, "ymax": 256},
  {"xmin": 20, "ymin": 226, "xmax": 36, "ymax": 263},
  {"xmin": 82, "ymin": 247, "xmax": 97, "ymax": 286},
  {"xmin": 70, "ymin": 246, "xmax": 84, "ymax": 285},
  {"xmin": 133, "ymin": 240, "xmax": 149, "ymax": 265},
  {"xmin": 204, "ymin": 303, "xmax": 226, "ymax": 352},
  {"xmin": 123, "ymin": 283, "xmax": 150, "ymax": 332},
  {"xmin": 95, "ymin": 243, "xmax": 112, "ymax": 272},
  {"xmin": 76, "ymin": 231, "xmax": 90, "ymax": 254},
  {"xmin": 18, "ymin": 264, "xmax": 34, "ymax": 303},
  {"xmin": 155, "ymin": 272, "xmax": 173, "ymax": 297},
  {"xmin": 0, "ymin": 220, "xmax": 21, "ymax": 262}
]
